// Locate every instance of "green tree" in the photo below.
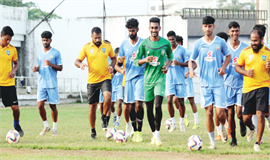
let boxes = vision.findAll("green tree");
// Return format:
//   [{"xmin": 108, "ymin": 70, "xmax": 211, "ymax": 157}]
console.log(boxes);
[
  {"xmin": 218, "ymin": 0, "xmax": 255, "ymax": 10},
  {"xmin": 0, "ymin": 0, "xmax": 62, "ymax": 20}
]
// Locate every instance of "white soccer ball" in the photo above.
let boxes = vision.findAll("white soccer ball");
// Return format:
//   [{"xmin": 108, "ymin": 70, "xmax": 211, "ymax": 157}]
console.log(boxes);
[
  {"xmin": 106, "ymin": 127, "xmax": 117, "ymax": 141},
  {"xmin": 6, "ymin": 130, "xmax": 20, "ymax": 144},
  {"xmin": 187, "ymin": 135, "xmax": 203, "ymax": 151},
  {"xmin": 165, "ymin": 118, "xmax": 173, "ymax": 130},
  {"xmin": 114, "ymin": 130, "xmax": 127, "ymax": 143}
]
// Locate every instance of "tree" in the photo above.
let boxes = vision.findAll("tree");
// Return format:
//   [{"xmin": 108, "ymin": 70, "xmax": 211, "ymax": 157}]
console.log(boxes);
[
  {"xmin": 217, "ymin": 0, "xmax": 255, "ymax": 10},
  {"xmin": 0, "ymin": 0, "xmax": 62, "ymax": 20}
]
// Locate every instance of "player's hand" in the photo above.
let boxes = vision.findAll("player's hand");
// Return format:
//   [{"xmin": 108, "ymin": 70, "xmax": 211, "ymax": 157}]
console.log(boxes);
[
  {"xmin": 118, "ymin": 56, "xmax": 126, "ymax": 63},
  {"xmin": 145, "ymin": 56, "xmax": 153, "ymax": 62},
  {"xmin": 189, "ymin": 70, "xmax": 197, "ymax": 79},
  {"xmin": 121, "ymin": 69, "xmax": 125, "ymax": 75},
  {"xmin": 173, "ymin": 60, "xmax": 178, "ymax": 65},
  {"xmin": 8, "ymin": 71, "xmax": 15, "ymax": 78},
  {"xmin": 185, "ymin": 71, "xmax": 189, "ymax": 79},
  {"xmin": 265, "ymin": 61, "xmax": 270, "ymax": 70},
  {"xmin": 162, "ymin": 66, "xmax": 168, "ymax": 74},
  {"xmin": 80, "ymin": 63, "xmax": 88, "ymax": 70},
  {"xmin": 218, "ymin": 67, "xmax": 226, "ymax": 76},
  {"xmin": 108, "ymin": 66, "xmax": 114, "ymax": 74},
  {"xmin": 45, "ymin": 59, "xmax": 52, "ymax": 67},
  {"xmin": 32, "ymin": 67, "xmax": 37, "ymax": 73},
  {"xmin": 246, "ymin": 69, "xmax": 254, "ymax": 77}
]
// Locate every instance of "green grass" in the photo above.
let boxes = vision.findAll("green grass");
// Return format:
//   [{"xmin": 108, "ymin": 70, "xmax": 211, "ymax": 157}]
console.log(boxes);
[{"xmin": 0, "ymin": 103, "xmax": 270, "ymax": 158}]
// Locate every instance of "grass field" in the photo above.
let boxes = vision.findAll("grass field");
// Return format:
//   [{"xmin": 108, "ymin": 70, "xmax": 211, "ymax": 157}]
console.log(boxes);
[{"xmin": 0, "ymin": 102, "xmax": 270, "ymax": 159}]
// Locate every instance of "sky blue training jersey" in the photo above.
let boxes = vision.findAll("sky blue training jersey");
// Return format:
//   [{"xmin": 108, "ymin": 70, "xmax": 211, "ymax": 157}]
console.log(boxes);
[
  {"xmin": 190, "ymin": 36, "xmax": 230, "ymax": 87},
  {"xmin": 119, "ymin": 38, "xmax": 144, "ymax": 81},
  {"xmin": 107, "ymin": 57, "xmax": 123, "ymax": 87},
  {"xmin": 184, "ymin": 48, "xmax": 192, "ymax": 84},
  {"xmin": 37, "ymin": 48, "xmax": 62, "ymax": 88},
  {"xmin": 224, "ymin": 42, "xmax": 248, "ymax": 88},
  {"xmin": 166, "ymin": 45, "xmax": 187, "ymax": 85}
]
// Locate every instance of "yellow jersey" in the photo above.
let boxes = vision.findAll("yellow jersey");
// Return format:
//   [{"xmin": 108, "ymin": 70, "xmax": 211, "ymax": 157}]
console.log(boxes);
[
  {"xmin": 0, "ymin": 44, "xmax": 18, "ymax": 86},
  {"xmin": 78, "ymin": 41, "xmax": 115, "ymax": 84},
  {"xmin": 237, "ymin": 45, "xmax": 270, "ymax": 93}
]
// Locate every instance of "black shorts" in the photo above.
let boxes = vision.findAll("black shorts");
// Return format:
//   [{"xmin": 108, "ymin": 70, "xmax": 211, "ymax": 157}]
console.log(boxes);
[
  {"xmin": 87, "ymin": 79, "xmax": 112, "ymax": 104},
  {"xmin": 242, "ymin": 87, "xmax": 269, "ymax": 115},
  {"xmin": 0, "ymin": 86, "xmax": 19, "ymax": 107}
]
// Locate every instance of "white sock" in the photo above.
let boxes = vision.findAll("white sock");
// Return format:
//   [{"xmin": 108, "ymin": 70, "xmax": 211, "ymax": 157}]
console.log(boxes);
[
  {"xmin": 171, "ymin": 117, "xmax": 175, "ymax": 124},
  {"xmin": 216, "ymin": 125, "xmax": 221, "ymax": 135},
  {"xmin": 265, "ymin": 117, "xmax": 270, "ymax": 126},
  {"xmin": 53, "ymin": 122, "xmax": 57, "ymax": 130},
  {"xmin": 208, "ymin": 131, "xmax": 216, "ymax": 144},
  {"xmin": 127, "ymin": 121, "xmax": 131, "ymax": 126},
  {"xmin": 221, "ymin": 124, "xmax": 225, "ymax": 131},
  {"xmin": 43, "ymin": 120, "xmax": 49, "ymax": 128},
  {"xmin": 180, "ymin": 117, "xmax": 184, "ymax": 125},
  {"xmin": 193, "ymin": 112, "xmax": 199, "ymax": 124},
  {"xmin": 226, "ymin": 119, "xmax": 229, "ymax": 129},
  {"xmin": 117, "ymin": 116, "xmax": 121, "ymax": 123},
  {"xmin": 156, "ymin": 130, "xmax": 160, "ymax": 137},
  {"xmin": 152, "ymin": 131, "xmax": 156, "ymax": 138},
  {"xmin": 113, "ymin": 111, "xmax": 117, "ymax": 117},
  {"xmin": 252, "ymin": 115, "xmax": 258, "ymax": 133}
]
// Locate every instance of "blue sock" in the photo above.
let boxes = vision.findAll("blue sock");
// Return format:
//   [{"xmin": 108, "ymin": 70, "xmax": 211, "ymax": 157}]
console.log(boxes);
[{"xmin": 14, "ymin": 120, "xmax": 19, "ymax": 128}]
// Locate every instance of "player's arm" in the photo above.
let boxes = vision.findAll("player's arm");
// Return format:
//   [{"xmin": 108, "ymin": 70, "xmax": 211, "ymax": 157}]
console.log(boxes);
[
  {"xmin": 134, "ymin": 43, "xmax": 148, "ymax": 66},
  {"xmin": 75, "ymin": 46, "xmax": 88, "ymax": 70},
  {"xmin": 218, "ymin": 54, "xmax": 231, "ymax": 76},
  {"xmin": 173, "ymin": 60, "xmax": 188, "ymax": 67},
  {"xmin": 8, "ymin": 60, "xmax": 18, "ymax": 78},
  {"xmin": 33, "ymin": 66, "xmax": 40, "ymax": 72},
  {"xmin": 185, "ymin": 61, "xmax": 197, "ymax": 79},
  {"xmin": 235, "ymin": 63, "xmax": 253, "ymax": 77},
  {"xmin": 45, "ymin": 60, "xmax": 63, "ymax": 71}
]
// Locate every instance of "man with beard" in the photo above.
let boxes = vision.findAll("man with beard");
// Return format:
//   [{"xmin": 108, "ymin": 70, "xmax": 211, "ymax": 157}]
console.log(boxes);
[
  {"xmin": 33, "ymin": 31, "xmax": 63, "ymax": 136},
  {"xmin": 134, "ymin": 17, "xmax": 173, "ymax": 146},
  {"xmin": 188, "ymin": 16, "xmax": 231, "ymax": 149},
  {"xmin": 224, "ymin": 21, "xmax": 248, "ymax": 147},
  {"xmin": 115, "ymin": 18, "xmax": 145, "ymax": 142},
  {"xmin": 75, "ymin": 27, "xmax": 116, "ymax": 139},
  {"xmin": 235, "ymin": 28, "xmax": 270, "ymax": 151}
]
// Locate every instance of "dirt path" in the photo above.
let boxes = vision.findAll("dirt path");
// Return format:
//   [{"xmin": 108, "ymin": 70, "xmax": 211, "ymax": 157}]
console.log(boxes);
[{"xmin": 1, "ymin": 148, "xmax": 269, "ymax": 159}]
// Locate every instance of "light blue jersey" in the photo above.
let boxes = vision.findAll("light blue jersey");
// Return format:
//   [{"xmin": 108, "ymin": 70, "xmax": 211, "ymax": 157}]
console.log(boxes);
[
  {"xmin": 119, "ymin": 38, "xmax": 144, "ymax": 81},
  {"xmin": 166, "ymin": 45, "xmax": 187, "ymax": 85},
  {"xmin": 112, "ymin": 72, "xmax": 123, "ymax": 91},
  {"xmin": 224, "ymin": 42, "xmax": 248, "ymax": 88},
  {"xmin": 190, "ymin": 36, "xmax": 230, "ymax": 87},
  {"xmin": 37, "ymin": 48, "xmax": 62, "ymax": 88},
  {"xmin": 184, "ymin": 48, "xmax": 192, "ymax": 84}
]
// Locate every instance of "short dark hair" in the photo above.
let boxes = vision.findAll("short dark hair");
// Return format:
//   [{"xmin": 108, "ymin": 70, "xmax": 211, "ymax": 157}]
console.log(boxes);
[
  {"xmin": 104, "ymin": 39, "xmax": 110, "ymax": 44},
  {"xmin": 114, "ymin": 47, "xmax": 119, "ymax": 54},
  {"xmin": 167, "ymin": 31, "xmax": 176, "ymax": 38},
  {"xmin": 92, "ymin": 27, "xmax": 102, "ymax": 34},
  {"xmin": 41, "ymin": 31, "xmax": 52, "ymax": 39},
  {"xmin": 251, "ymin": 29, "xmax": 264, "ymax": 39},
  {"xmin": 203, "ymin": 16, "xmax": 215, "ymax": 25},
  {"xmin": 126, "ymin": 18, "xmax": 139, "ymax": 29},
  {"xmin": 149, "ymin": 17, "xmax": 160, "ymax": 25},
  {"xmin": 176, "ymin": 35, "xmax": 183, "ymax": 44},
  {"xmin": 216, "ymin": 32, "xmax": 228, "ymax": 42},
  {"xmin": 253, "ymin": 24, "xmax": 266, "ymax": 37},
  {"xmin": 228, "ymin": 21, "xmax": 240, "ymax": 29},
  {"xmin": 1, "ymin": 26, "xmax": 14, "ymax": 37}
]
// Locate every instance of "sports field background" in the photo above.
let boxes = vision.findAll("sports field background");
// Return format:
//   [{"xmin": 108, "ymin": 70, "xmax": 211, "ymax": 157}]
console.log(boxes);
[{"xmin": 0, "ymin": 102, "xmax": 270, "ymax": 159}]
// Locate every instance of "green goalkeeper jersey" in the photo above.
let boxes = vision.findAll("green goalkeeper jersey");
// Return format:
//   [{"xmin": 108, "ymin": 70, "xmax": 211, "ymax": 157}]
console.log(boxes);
[{"xmin": 134, "ymin": 37, "xmax": 173, "ymax": 84}]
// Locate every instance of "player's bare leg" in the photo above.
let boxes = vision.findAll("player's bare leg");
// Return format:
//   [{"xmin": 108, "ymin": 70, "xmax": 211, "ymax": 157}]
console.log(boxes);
[
  {"xmin": 167, "ymin": 95, "xmax": 176, "ymax": 132},
  {"xmin": 215, "ymin": 107, "xmax": 228, "ymax": 143},
  {"xmin": 227, "ymin": 105, "xmax": 237, "ymax": 146},
  {"xmin": 188, "ymin": 97, "xmax": 199, "ymax": 129},
  {"xmin": 11, "ymin": 104, "xmax": 24, "ymax": 137},
  {"xmin": 236, "ymin": 105, "xmax": 246, "ymax": 136},
  {"xmin": 205, "ymin": 105, "xmax": 216, "ymax": 149},
  {"xmin": 224, "ymin": 109, "xmax": 231, "ymax": 139},
  {"xmin": 89, "ymin": 103, "xmax": 97, "ymax": 139},
  {"xmin": 135, "ymin": 100, "xmax": 144, "ymax": 142},
  {"xmin": 124, "ymin": 103, "xmax": 132, "ymax": 137},
  {"xmin": 99, "ymin": 102, "xmax": 103, "ymax": 115},
  {"xmin": 114, "ymin": 99, "xmax": 123, "ymax": 127},
  {"xmin": 174, "ymin": 97, "xmax": 187, "ymax": 132},
  {"xmin": 49, "ymin": 104, "xmax": 58, "ymax": 135},
  {"xmin": 243, "ymin": 114, "xmax": 255, "ymax": 143},
  {"xmin": 256, "ymin": 111, "xmax": 265, "ymax": 144},
  {"xmin": 101, "ymin": 91, "xmax": 112, "ymax": 130},
  {"xmin": 130, "ymin": 103, "xmax": 136, "ymax": 139},
  {"xmin": 38, "ymin": 101, "xmax": 51, "ymax": 135},
  {"xmin": 214, "ymin": 110, "xmax": 221, "ymax": 141},
  {"xmin": 111, "ymin": 102, "xmax": 117, "ymax": 125}
]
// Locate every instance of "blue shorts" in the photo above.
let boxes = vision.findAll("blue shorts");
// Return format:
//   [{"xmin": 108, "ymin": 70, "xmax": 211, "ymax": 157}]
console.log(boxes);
[
  {"xmin": 37, "ymin": 87, "xmax": 60, "ymax": 104},
  {"xmin": 200, "ymin": 86, "xmax": 226, "ymax": 108},
  {"xmin": 124, "ymin": 76, "xmax": 144, "ymax": 103},
  {"xmin": 185, "ymin": 82, "xmax": 195, "ymax": 98},
  {"xmin": 166, "ymin": 81, "xmax": 186, "ymax": 98},
  {"xmin": 112, "ymin": 85, "xmax": 123, "ymax": 102},
  {"xmin": 224, "ymin": 85, "xmax": 242, "ymax": 107}
]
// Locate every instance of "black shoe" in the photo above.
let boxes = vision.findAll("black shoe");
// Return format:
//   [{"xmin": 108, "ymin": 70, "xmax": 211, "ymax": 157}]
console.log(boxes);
[
  {"xmin": 15, "ymin": 124, "xmax": 24, "ymax": 137},
  {"xmin": 101, "ymin": 116, "xmax": 108, "ymax": 131},
  {"xmin": 90, "ymin": 132, "xmax": 97, "ymax": 139},
  {"xmin": 230, "ymin": 141, "xmax": 237, "ymax": 147},
  {"xmin": 239, "ymin": 120, "xmax": 246, "ymax": 137}
]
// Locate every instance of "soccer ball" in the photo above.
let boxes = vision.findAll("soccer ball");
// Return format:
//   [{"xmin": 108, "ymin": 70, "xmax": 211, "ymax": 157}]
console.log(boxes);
[
  {"xmin": 106, "ymin": 127, "xmax": 117, "ymax": 141},
  {"xmin": 187, "ymin": 135, "xmax": 203, "ymax": 151},
  {"xmin": 114, "ymin": 130, "xmax": 127, "ymax": 143},
  {"xmin": 6, "ymin": 130, "xmax": 20, "ymax": 144},
  {"xmin": 165, "ymin": 118, "xmax": 173, "ymax": 130}
]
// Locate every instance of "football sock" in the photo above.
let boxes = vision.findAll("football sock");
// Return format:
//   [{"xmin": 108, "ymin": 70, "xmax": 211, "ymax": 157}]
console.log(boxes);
[
  {"xmin": 155, "ymin": 96, "xmax": 163, "ymax": 131},
  {"xmin": 14, "ymin": 120, "xmax": 19, "ymax": 128},
  {"xmin": 52, "ymin": 122, "xmax": 57, "ymax": 130},
  {"xmin": 193, "ymin": 112, "xmax": 199, "ymax": 124},
  {"xmin": 43, "ymin": 120, "xmax": 49, "ymax": 128},
  {"xmin": 106, "ymin": 116, "xmax": 110, "ymax": 125},
  {"xmin": 252, "ymin": 115, "xmax": 258, "ymax": 132},
  {"xmin": 113, "ymin": 111, "xmax": 117, "ymax": 117},
  {"xmin": 136, "ymin": 108, "xmax": 144, "ymax": 132},
  {"xmin": 146, "ymin": 99, "xmax": 155, "ymax": 132},
  {"xmin": 180, "ymin": 117, "xmax": 184, "ymax": 125},
  {"xmin": 117, "ymin": 116, "xmax": 121, "ymax": 123},
  {"xmin": 130, "ymin": 106, "xmax": 137, "ymax": 131},
  {"xmin": 221, "ymin": 124, "xmax": 225, "ymax": 131},
  {"xmin": 208, "ymin": 131, "xmax": 216, "ymax": 144},
  {"xmin": 216, "ymin": 125, "xmax": 221, "ymax": 135},
  {"xmin": 171, "ymin": 117, "xmax": 176, "ymax": 124},
  {"xmin": 91, "ymin": 128, "xmax": 96, "ymax": 134},
  {"xmin": 152, "ymin": 131, "xmax": 156, "ymax": 138},
  {"xmin": 156, "ymin": 130, "xmax": 160, "ymax": 137},
  {"xmin": 226, "ymin": 119, "xmax": 229, "ymax": 129},
  {"xmin": 231, "ymin": 131, "xmax": 236, "ymax": 142}
]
